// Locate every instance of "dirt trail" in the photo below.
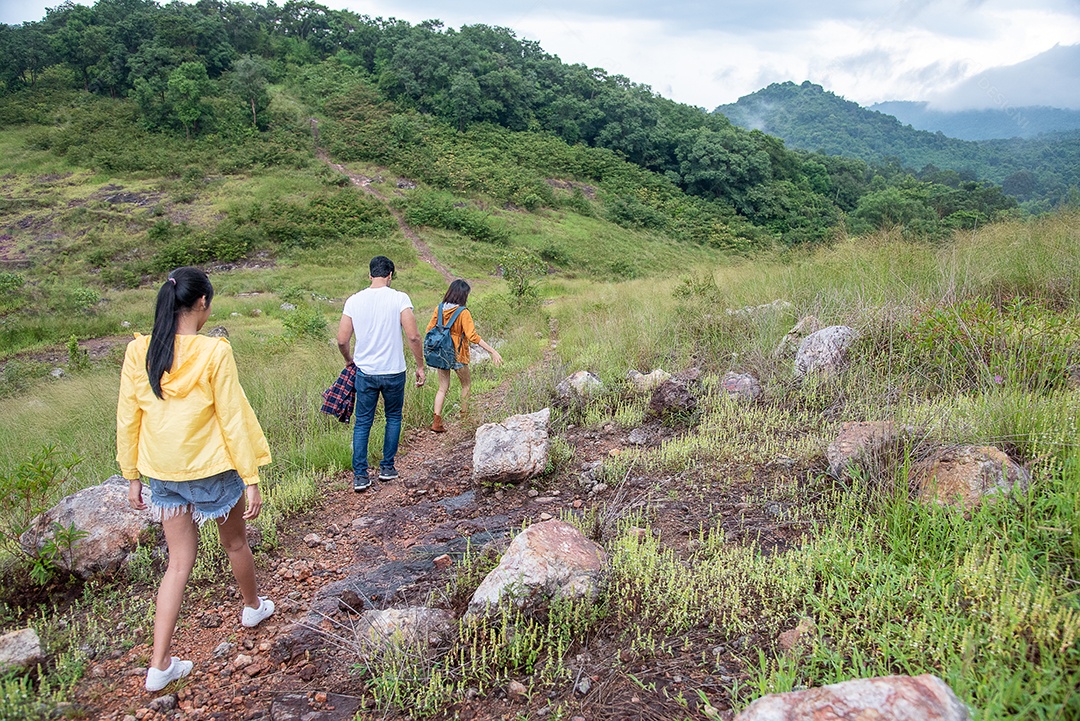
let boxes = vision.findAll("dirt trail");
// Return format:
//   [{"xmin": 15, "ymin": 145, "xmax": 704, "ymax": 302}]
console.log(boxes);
[{"xmin": 316, "ymin": 149, "xmax": 455, "ymax": 283}]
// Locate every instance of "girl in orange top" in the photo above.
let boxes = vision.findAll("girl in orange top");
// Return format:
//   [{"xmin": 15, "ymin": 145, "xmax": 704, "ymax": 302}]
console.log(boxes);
[{"xmin": 425, "ymin": 279, "xmax": 502, "ymax": 432}]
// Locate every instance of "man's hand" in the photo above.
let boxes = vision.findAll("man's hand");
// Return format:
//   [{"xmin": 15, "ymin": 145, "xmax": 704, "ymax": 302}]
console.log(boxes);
[{"xmin": 415, "ymin": 366, "xmax": 426, "ymax": 387}]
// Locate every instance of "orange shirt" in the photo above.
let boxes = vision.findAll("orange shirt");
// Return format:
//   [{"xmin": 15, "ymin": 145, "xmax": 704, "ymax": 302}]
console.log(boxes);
[{"xmin": 426, "ymin": 305, "xmax": 482, "ymax": 364}]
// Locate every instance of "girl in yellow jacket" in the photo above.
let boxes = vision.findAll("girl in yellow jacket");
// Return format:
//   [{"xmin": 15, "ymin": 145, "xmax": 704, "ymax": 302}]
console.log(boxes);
[
  {"xmin": 116, "ymin": 266, "xmax": 274, "ymax": 693},
  {"xmin": 425, "ymin": 279, "xmax": 502, "ymax": 432}
]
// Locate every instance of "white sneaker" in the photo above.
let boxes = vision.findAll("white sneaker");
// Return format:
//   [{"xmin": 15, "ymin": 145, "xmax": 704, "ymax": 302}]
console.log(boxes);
[
  {"xmin": 145, "ymin": 657, "xmax": 193, "ymax": 692},
  {"xmin": 241, "ymin": 597, "xmax": 275, "ymax": 628}
]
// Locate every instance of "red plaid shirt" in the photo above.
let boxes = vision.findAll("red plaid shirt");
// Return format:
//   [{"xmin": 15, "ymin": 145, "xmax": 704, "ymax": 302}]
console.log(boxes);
[{"xmin": 320, "ymin": 364, "xmax": 356, "ymax": 422}]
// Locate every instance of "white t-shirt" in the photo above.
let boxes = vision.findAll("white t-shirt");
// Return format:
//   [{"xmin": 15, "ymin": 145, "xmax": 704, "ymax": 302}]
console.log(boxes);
[{"xmin": 342, "ymin": 286, "xmax": 414, "ymax": 374}]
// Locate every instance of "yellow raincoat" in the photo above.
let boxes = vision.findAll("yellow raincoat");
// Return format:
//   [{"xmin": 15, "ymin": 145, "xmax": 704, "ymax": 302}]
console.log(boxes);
[{"xmin": 116, "ymin": 334, "xmax": 271, "ymax": 485}]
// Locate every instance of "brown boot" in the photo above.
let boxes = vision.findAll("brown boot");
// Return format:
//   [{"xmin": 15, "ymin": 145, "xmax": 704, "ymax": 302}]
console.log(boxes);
[{"xmin": 431, "ymin": 414, "xmax": 446, "ymax": 433}]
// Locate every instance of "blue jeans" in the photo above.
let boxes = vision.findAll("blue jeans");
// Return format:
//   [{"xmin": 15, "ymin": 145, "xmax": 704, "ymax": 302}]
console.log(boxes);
[{"xmin": 353, "ymin": 370, "xmax": 406, "ymax": 477}]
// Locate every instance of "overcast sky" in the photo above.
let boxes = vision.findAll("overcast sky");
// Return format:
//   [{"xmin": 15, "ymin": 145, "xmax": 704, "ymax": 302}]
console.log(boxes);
[{"xmin": 4, "ymin": 0, "xmax": 1080, "ymax": 109}]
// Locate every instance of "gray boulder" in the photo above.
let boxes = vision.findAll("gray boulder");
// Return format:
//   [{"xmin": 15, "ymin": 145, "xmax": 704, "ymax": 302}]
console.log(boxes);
[
  {"xmin": 472, "ymin": 408, "xmax": 550, "ymax": 485},
  {"xmin": 735, "ymin": 674, "xmax": 969, "ymax": 721},
  {"xmin": 720, "ymin": 372, "xmax": 762, "ymax": 401},
  {"xmin": 555, "ymin": 371, "xmax": 603, "ymax": 399},
  {"xmin": 914, "ymin": 445, "xmax": 1030, "ymax": 507},
  {"xmin": 794, "ymin": 325, "xmax": 857, "ymax": 377},
  {"xmin": 20, "ymin": 476, "xmax": 155, "ymax": 577},
  {"xmin": 468, "ymin": 519, "xmax": 607, "ymax": 616},
  {"xmin": 0, "ymin": 628, "xmax": 45, "ymax": 673}
]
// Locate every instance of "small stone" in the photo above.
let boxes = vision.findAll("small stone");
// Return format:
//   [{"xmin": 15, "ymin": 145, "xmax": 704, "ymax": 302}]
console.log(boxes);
[
  {"xmin": 233, "ymin": 654, "xmax": 253, "ymax": 668},
  {"xmin": 433, "ymin": 554, "xmax": 452, "ymax": 569},
  {"xmin": 250, "ymin": 308, "xmax": 262, "ymax": 317},
  {"xmin": 314, "ymin": 692, "xmax": 328, "ymax": 704},
  {"xmin": 90, "ymin": 665, "xmax": 107, "ymax": 678},
  {"xmin": 507, "ymin": 680, "xmax": 528, "ymax": 698},
  {"xmin": 280, "ymin": 302, "xmax": 296, "ymax": 310},
  {"xmin": 304, "ymin": 533, "xmax": 322, "ymax": 548},
  {"xmin": 627, "ymin": 527, "xmax": 649, "ymax": 543},
  {"xmin": 527, "ymin": 489, "xmax": 539, "ymax": 498},
  {"xmin": 573, "ymin": 499, "xmax": 583, "ymax": 508},
  {"xmin": 539, "ymin": 512, "xmax": 553, "ymax": 521},
  {"xmin": 123, "ymin": 715, "xmax": 137, "ymax": 721},
  {"xmin": 199, "ymin": 613, "xmax": 222, "ymax": 628},
  {"xmin": 258, "ymin": 642, "xmax": 271, "ymax": 653},
  {"xmin": 121, "ymin": 321, "xmax": 132, "ymax": 328},
  {"xmin": 148, "ymin": 695, "xmax": 177, "ymax": 713},
  {"xmin": 575, "ymin": 676, "xmax": 591, "ymax": 695},
  {"xmin": 298, "ymin": 664, "xmax": 317, "ymax": 682},
  {"xmin": 50, "ymin": 367, "xmax": 65, "ymax": 378},
  {"xmin": 590, "ymin": 483, "xmax": 608, "ymax": 495},
  {"xmin": 212, "ymin": 642, "xmax": 235, "ymax": 659}
]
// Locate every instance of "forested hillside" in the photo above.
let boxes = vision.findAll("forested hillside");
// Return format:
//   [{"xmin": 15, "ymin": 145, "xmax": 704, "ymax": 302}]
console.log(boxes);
[
  {"xmin": 0, "ymin": 0, "xmax": 1019, "ymax": 261},
  {"xmin": 716, "ymin": 81, "xmax": 1080, "ymax": 212}
]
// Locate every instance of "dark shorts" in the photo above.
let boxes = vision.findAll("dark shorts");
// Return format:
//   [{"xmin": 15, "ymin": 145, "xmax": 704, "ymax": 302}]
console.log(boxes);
[{"xmin": 147, "ymin": 470, "xmax": 245, "ymax": 526}]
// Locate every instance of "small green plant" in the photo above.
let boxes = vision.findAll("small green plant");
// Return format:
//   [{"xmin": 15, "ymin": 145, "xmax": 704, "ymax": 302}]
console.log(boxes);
[
  {"xmin": 66, "ymin": 335, "xmax": 89, "ymax": 371},
  {"xmin": 281, "ymin": 304, "xmax": 329, "ymax": 341},
  {"xmin": 500, "ymin": 248, "xmax": 546, "ymax": 302},
  {"xmin": 0, "ymin": 446, "xmax": 80, "ymax": 558}
]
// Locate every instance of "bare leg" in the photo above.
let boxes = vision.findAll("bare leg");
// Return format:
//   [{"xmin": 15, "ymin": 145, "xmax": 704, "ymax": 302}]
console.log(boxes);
[
  {"xmin": 457, "ymin": 365, "xmax": 471, "ymax": 417},
  {"xmin": 433, "ymin": 368, "xmax": 452, "ymax": 416},
  {"xmin": 151, "ymin": 510, "xmax": 198, "ymax": 671},
  {"xmin": 216, "ymin": 500, "xmax": 259, "ymax": 609}
]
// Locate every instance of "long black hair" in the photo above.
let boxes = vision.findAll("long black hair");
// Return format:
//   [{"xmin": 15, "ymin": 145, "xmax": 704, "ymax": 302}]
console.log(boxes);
[
  {"xmin": 442, "ymin": 279, "xmax": 471, "ymax": 306},
  {"xmin": 147, "ymin": 267, "xmax": 214, "ymax": 399}
]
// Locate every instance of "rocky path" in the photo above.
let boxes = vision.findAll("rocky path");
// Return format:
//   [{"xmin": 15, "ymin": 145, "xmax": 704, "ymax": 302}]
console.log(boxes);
[{"xmin": 316, "ymin": 150, "xmax": 455, "ymax": 283}]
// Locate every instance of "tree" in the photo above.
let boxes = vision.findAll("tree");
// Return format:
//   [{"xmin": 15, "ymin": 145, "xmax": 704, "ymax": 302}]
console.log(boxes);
[
  {"xmin": 229, "ymin": 54, "xmax": 269, "ymax": 128},
  {"xmin": 166, "ymin": 61, "xmax": 212, "ymax": 138}
]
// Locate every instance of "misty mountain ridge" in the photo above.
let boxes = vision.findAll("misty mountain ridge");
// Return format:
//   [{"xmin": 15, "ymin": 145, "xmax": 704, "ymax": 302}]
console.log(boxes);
[{"xmin": 869, "ymin": 101, "xmax": 1080, "ymax": 141}]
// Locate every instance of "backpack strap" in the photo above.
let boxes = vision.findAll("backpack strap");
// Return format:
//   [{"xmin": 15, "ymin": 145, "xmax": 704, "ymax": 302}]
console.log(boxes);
[{"xmin": 437, "ymin": 303, "xmax": 469, "ymax": 350}]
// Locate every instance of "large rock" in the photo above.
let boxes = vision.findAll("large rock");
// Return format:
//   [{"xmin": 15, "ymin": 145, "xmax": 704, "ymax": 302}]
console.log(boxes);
[
  {"xmin": 20, "ymin": 476, "xmax": 155, "ymax": 577},
  {"xmin": 648, "ymin": 368, "xmax": 702, "ymax": 419},
  {"xmin": 827, "ymin": 421, "xmax": 915, "ymax": 479},
  {"xmin": 468, "ymin": 520, "xmax": 607, "ymax": 616},
  {"xmin": 794, "ymin": 325, "xmax": 857, "ymax": 377},
  {"xmin": 774, "ymin": 315, "xmax": 820, "ymax": 358},
  {"xmin": 627, "ymin": 369, "xmax": 671, "ymax": 393},
  {"xmin": 914, "ymin": 445, "xmax": 1029, "ymax": 507},
  {"xmin": 556, "ymin": 371, "xmax": 603, "ymax": 399},
  {"xmin": 720, "ymin": 372, "xmax": 762, "ymax": 402},
  {"xmin": 472, "ymin": 408, "xmax": 550, "ymax": 485},
  {"xmin": 735, "ymin": 674, "xmax": 969, "ymax": 721},
  {"xmin": 352, "ymin": 607, "xmax": 455, "ymax": 659},
  {"xmin": 0, "ymin": 628, "xmax": 45, "ymax": 673}
]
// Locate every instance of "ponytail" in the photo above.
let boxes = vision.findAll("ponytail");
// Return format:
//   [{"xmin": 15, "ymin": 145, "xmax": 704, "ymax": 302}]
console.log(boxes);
[{"xmin": 146, "ymin": 267, "xmax": 214, "ymax": 399}]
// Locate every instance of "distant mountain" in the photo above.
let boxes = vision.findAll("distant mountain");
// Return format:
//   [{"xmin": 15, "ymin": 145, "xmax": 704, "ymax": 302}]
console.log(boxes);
[
  {"xmin": 870, "ymin": 101, "xmax": 1080, "ymax": 141},
  {"xmin": 714, "ymin": 81, "xmax": 1080, "ymax": 208}
]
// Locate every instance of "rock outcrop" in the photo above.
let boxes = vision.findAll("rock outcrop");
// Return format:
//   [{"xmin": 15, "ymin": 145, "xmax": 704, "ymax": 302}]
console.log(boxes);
[
  {"xmin": 472, "ymin": 408, "xmax": 550, "ymax": 485},
  {"xmin": 735, "ymin": 674, "xmax": 970, "ymax": 721},
  {"xmin": 794, "ymin": 325, "xmax": 857, "ymax": 377},
  {"xmin": 468, "ymin": 519, "xmax": 607, "ymax": 616},
  {"xmin": 20, "ymin": 476, "xmax": 155, "ymax": 577},
  {"xmin": 914, "ymin": 445, "xmax": 1030, "ymax": 507}
]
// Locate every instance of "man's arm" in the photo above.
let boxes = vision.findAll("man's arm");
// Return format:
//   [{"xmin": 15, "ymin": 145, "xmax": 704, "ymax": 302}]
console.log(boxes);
[
  {"xmin": 336, "ymin": 314, "xmax": 354, "ymax": 365},
  {"xmin": 401, "ymin": 308, "xmax": 426, "ymax": 386}
]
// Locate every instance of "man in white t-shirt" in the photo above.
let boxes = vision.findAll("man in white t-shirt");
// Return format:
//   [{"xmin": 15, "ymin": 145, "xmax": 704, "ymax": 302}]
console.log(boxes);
[{"xmin": 336, "ymin": 256, "xmax": 426, "ymax": 491}]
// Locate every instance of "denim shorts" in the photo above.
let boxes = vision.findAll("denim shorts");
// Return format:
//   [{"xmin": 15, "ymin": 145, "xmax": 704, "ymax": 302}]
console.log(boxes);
[{"xmin": 147, "ymin": 470, "xmax": 245, "ymax": 526}]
